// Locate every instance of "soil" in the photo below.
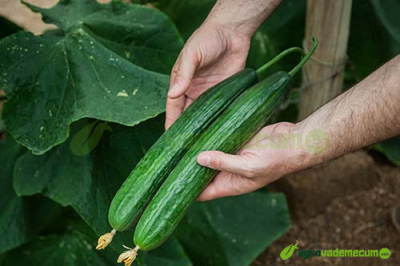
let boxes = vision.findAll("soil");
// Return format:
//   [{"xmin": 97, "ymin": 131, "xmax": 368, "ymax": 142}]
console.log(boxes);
[{"xmin": 2, "ymin": 3, "xmax": 400, "ymax": 266}]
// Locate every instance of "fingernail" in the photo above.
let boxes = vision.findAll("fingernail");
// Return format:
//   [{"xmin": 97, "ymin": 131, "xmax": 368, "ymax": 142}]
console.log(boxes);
[
  {"xmin": 197, "ymin": 154, "xmax": 211, "ymax": 167},
  {"xmin": 168, "ymin": 83, "xmax": 180, "ymax": 97}
]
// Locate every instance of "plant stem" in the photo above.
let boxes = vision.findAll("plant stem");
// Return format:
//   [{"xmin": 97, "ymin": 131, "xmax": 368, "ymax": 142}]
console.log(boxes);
[
  {"xmin": 256, "ymin": 47, "xmax": 305, "ymax": 78},
  {"xmin": 0, "ymin": 96, "xmax": 7, "ymax": 101},
  {"xmin": 288, "ymin": 37, "xmax": 318, "ymax": 77}
]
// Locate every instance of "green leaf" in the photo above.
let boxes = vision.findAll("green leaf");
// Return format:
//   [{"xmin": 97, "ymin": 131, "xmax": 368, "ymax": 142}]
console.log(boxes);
[
  {"xmin": 24, "ymin": 0, "xmax": 103, "ymax": 32},
  {"xmin": 0, "ymin": 137, "xmax": 61, "ymax": 253},
  {"xmin": 137, "ymin": 237, "xmax": 192, "ymax": 266},
  {"xmin": 370, "ymin": 0, "xmax": 400, "ymax": 44},
  {"xmin": 176, "ymin": 190, "xmax": 290, "ymax": 266},
  {"xmin": 373, "ymin": 137, "xmax": 400, "ymax": 166},
  {"xmin": 347, "ymin": 0, "xmax": 400, "ymax": 82},
  {"xmin": 1, "ymin": 221, "xmax": 118, "ymax": 265},
  {"xmin": 9, "ymin": 117, "xmax": 192, "ymax": 265},
  {"xmin": 13, "ymin": 117, "xmax": 164, "ymax": 237},
  {"xmin": 0, "ymin": 1, "xmax": 183, "ymax": 154},
  {"xmin": 156, "ymin": 0, "xmax": 215, "ymax": 41},
  {"xmin": 1, "ymin": 220, "xmax": 191, "ymax": 266},
  {"xmin": 69, "ymin": 121, "xmax": 112, "ymax": 156},
  {"xmin": 247, "ymin": 0, "xmax": 306, "ymax": 72}
]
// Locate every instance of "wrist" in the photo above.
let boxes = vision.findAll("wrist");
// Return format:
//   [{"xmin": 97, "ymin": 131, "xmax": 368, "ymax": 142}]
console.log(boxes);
[
  {"xmin": 205, "ymin": 0, "xmax": 281, "ymax": 38},
  {"xmin": 290, "ymin": 121, "xmax": 334, "ymax": 172}
]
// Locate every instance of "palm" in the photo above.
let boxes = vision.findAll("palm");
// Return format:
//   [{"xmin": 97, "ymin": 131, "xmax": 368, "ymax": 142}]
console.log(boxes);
[
  {"xmin": 165, "ymin": 24, "xmax": 250, "ymax": 128},
  {"xmin": 198, "ymin": 123, "xmax": 297, "ymax": 201}
]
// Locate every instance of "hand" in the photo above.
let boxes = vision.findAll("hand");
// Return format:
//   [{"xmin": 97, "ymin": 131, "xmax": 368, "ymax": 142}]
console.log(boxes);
[
  {"xmin": 165, "ymin": 19, "xmax": 251, "ymax": 129},
  {"xmin": 196, "ymin": 122, "xmax": 308, "ymax": 201}
]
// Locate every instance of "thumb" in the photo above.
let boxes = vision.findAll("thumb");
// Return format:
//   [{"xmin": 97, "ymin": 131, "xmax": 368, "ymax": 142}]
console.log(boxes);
[
  {"xmin": 197, "ymin": 151, "xmax": 252, "ymax": 177},
  {"xmin": 168, "ymin": 50, "xmax": 199, "ymax": 98}
]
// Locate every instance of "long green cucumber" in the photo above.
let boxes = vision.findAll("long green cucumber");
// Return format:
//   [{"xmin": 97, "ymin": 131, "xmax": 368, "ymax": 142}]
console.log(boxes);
[
  {"xmin": 134, "ymin": 71, "xmax": 292, "ymax": 251},
  {"xmin": 133, "ymin": 38, "xmax": 318, "ymax": 252},
  {"xmin": 108, "ymin": 69, "xmax": 257, "ymax": 231},
  {"xmin": 97, "ymin": 44, "xmax": 310, "ymax": 252},
  {"xmin": 106, "ymin": 45, "xmax": 306, "ymax": 236}
]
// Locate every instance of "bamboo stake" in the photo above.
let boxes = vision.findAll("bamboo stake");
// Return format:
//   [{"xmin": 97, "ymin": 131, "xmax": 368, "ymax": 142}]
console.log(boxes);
[{"xmin": 299, "ymin": 0, "xmax": 352, "ymax": 120}]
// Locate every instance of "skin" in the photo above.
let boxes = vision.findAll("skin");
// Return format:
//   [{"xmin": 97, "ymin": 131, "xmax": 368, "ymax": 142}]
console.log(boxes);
[{"xmin": 166, "ymin": 0, "xmax": 400, "ymax": 201}]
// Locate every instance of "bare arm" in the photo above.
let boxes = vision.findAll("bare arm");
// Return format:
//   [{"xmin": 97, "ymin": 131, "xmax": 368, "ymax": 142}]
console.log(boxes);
[
  {"xmin": 197, "ymin": 55, "xmax": 400, "ymax": 201},
  {"xmin": 206, "ymin": 0, "xmax": 282, "ymax": 38},
  {"xmin": 294, "ymin": 55, "xmax": 400, "ymax": 169}
]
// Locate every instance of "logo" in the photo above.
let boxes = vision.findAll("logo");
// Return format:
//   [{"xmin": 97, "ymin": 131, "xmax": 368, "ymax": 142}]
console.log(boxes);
[
  {"xmin": 380, "ymin": 248, "xmax": 391, "ymax": 259},
  {"xmin": 280, "ymin": 241, "xmax": 391, "ymax": 260},
  {"xmin": 305, "ymin": 129, "xmax": 330, "ymax": 154},
  {"xmin": 280, "ymin": 241, "xmax": 299, "ymax": 260}
]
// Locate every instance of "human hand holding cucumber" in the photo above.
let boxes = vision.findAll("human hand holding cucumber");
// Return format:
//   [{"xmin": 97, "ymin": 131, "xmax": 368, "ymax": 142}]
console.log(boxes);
[
  {"xmin": 166, "ymin": 0, "xmax": 400, "ymax": 202},
  {"xmin": 165, "ymin": 0, "xmax": 282, "ymax": 129}
]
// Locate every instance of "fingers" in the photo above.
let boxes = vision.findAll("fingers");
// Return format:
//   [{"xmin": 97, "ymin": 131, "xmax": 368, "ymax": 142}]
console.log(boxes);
[
  {"xmin": 197, "ymin": 151, "xmax": 256, "ymax": 178},
  {"xmin": 197, "ymin": 172, "xmax": 261, "ymax": 201},
  {"xmin": 165, "ymin": 96, "xmax": 185, "ymax": 129},
  {"xmin": 168, "ymin": 49, "xmax": 200, "ymax": 99}
]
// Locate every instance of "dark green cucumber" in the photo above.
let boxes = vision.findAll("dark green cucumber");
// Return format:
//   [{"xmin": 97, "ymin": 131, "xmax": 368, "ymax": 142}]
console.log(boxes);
[
  {"xmin": 108, "ymin": 69, "xmax": 257, "ymax": 231},
  {"xmin": 134, "ymin": 72, "xmax": 292, "ymax": 250}
]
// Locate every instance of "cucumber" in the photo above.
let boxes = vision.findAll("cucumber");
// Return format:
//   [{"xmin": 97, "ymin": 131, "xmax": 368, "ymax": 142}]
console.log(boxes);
[
  {"xmin": 134, "ymin": 71, "xmax": 292, "ymax": 251},
  {"xmin": 133, "ymin": 38, "xmax": 318, "ymax": 252},
  {"xmin": 98, "ymin": 43, "xmax": 313, "ymax": 253},
  {"xmin": 108, "ymin": 69, "xmax": 257, "ymax": 231}
]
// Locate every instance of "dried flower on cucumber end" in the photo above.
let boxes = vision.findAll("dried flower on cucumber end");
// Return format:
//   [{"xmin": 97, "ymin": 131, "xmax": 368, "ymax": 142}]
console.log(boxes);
[
  {"xmin": 96, "ymin": 229, "xmax": 116, "ymax": 250},
  {"xmin": 118, "ymin": 245, "xmax": 140, "ymax": 266}
]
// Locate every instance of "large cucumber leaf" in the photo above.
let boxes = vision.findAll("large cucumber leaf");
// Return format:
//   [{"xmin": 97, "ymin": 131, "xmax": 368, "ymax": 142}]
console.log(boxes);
[
  {"xmin": 1, "ymin": 220, "xmax": 191, "ymax": 266},
  {"xmin": 0, "ymin": 137, "xmax": 61, "ymax": 253},
  {"xmin": 176, "ymin": 190, "xmax": 290, "ymax": 266},
  {"xmin": 1, "ymin": 222, "xmax": 116, "ymax": 266},
  {"xmin": 10, "ymin": 116, "xmax": 192, "ymax": 264},
  {"xmin": 13, "ymin": 117, "xmax": 164, "ymax": 241},
  {"xmin": 0, "ymin": 0, "xmax": 183, "ymax": 155}
]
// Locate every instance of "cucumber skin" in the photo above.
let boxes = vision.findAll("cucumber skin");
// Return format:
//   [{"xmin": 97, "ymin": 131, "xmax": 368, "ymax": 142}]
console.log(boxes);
[
  {"xmin": 134, "ymin": 72, "xmax": 292, "ymax": 251},
  {"xmin": 108, "ymin": 69, "xmax": 257, "ymax": 231}
]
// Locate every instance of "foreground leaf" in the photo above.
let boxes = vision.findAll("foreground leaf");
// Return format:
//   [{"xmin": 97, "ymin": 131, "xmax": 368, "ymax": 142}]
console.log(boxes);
[
  {"xmin": 373, "ymin": 137, "xmax": 400, "ymax": 166},
  {"xmin": 0, "ymin": 137, "xmax": 60, "ymax": 253},
  {"xmin": 13, "ymin": 117, "xmax": 164, "ymax": 237},
  {"xmin": 1, "ymin": 221, "xmax": 118, "ymax": 266},
  {"xmin": 2, "ymin": 220, "xmax": 191, "ymax": 266},
  {"xmin": 11, "ymin": 117, "xmax": 192, "ymax": 264},
  {"xmin": 0, "ymin": 1, "xmax": 183, "ymax": 154},
  {"xmin": 177, "ymin": 190, "xmax": 290, "ymax": 266}
]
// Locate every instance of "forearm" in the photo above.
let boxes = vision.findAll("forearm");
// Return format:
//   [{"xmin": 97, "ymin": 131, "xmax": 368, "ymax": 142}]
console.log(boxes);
[
  {"xmin": 295, "ymin": 55, "xmax": 400, "ymax": 168},
  {"xmin": 205, "ymin": 0, "xmax": 282, "ymax": 37}
]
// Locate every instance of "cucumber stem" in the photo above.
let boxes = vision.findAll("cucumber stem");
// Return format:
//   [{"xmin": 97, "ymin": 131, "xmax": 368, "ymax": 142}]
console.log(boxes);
[
  {"xmin": 118, "ymin": 246, "xmax": 140, "ymax": 266},
  {"xmin": 256, "ymin": 47, "xmax": 305, "ymax": 78},
  {"xmin": 96, "ymin": 229, "xmax": 116, "ymax": 250},
  {"xmin": 288, "ymin": 37, "xmax": 318, "ymax": 77}
]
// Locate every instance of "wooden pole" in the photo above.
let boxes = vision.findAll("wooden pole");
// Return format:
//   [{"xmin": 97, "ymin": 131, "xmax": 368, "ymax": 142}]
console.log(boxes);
[{"xmin": 299, "ymin": 0, "xmax": 352, "ymax": 120}]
